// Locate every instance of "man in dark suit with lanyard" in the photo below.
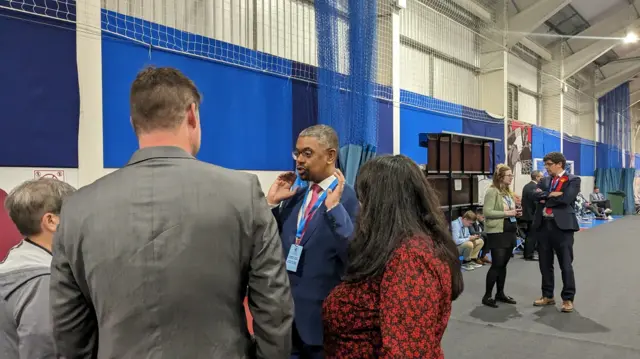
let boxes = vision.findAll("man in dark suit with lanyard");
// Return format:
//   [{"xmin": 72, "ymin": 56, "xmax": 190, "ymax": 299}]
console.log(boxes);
[
  {"xmin": 531, "ymin": 152, "xmax": 580, "ymax": 313},
  {"xmin": 267, "ymin": 125, "xmax": 359, "ymax": 358}
]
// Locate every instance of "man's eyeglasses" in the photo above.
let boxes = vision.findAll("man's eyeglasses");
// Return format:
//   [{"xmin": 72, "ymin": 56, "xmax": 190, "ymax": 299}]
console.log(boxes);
[
  {"xmin": 292, "ymin": 149, "xmax": 314, "ymax": 160},
  {"xmin": 292, "ymin": 148, "xmax": 332, "ymax": 160}
]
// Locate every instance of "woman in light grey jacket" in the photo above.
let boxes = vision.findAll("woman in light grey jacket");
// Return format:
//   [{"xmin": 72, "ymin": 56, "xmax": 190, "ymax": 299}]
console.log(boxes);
[{"xmin": 482, "ymin": 165, "xmax": 521, "ymax": 308}]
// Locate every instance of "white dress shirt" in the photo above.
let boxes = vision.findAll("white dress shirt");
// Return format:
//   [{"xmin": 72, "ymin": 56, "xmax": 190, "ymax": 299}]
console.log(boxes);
[{"xmin": 297, "ymin": 175, "xmax": 337, "ymax": 226}]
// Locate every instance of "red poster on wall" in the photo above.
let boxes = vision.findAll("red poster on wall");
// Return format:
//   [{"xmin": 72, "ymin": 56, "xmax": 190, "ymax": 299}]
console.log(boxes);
[
  {"xmin": 0, "ymin": 189, "xmax": 22, "ymax": 261},
  {"xmin": 507, "ymin": 120, "xmax": 533, "ymax": 175}
]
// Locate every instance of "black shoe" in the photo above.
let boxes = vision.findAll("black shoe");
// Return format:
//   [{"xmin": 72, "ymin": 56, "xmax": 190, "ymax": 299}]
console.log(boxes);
[
  {"xmin": 495, "ymin": 294, "xmax": 517, "ymax": 304},
  {"xmin": 482, "ymin": 296, "xmax": 498, "ymax": 308}
]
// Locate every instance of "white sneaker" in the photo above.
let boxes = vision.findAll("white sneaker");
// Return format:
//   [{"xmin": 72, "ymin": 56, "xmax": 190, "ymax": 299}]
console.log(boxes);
[
  {"xmin": 604, "ymin": 209, "xmax": 612, "ymax": 214},
  {"xmin": 471, "ymin": 261, "xmax": 483, "ymax": 268},
  {"xmin": 462, "ymin": 263, "xmax": 475, "ymax": 271}
]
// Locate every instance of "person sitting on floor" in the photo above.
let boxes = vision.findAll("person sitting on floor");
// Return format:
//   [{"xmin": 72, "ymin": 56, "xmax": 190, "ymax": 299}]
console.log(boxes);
[
  {"xmin": 451, "ymin": 211, "xmax": 485, "ymax": 271},
  {"xmin": 470, "ymin": 209, "xmax": 491, "ymax": 264},
  {"xmin": 576, "ymin": 193, "xmax": 605, "ymax": 219},
  {"xmin": 589, "ymin": 187, "xmax": 612, "ymax": 216}
]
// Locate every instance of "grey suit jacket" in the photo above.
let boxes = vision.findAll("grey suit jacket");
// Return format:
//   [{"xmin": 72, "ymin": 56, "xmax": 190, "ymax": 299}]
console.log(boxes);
[
  {"xmin": 49, "ymin": 146, "xmax": 294, "ymax": 359},
  {"xmin": 589, "ymin": 192, "xmax": 605, "ymax": 202}
]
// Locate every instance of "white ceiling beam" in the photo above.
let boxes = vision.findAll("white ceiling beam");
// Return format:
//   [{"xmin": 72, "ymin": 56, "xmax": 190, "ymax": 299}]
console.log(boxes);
[
  {"xmin": 598, "ymin": 47, "xmax": 640, "ymax": 78},
  {"xmin": 520, "ymin": 37, "xmax": 553, "ymax": 61},
  {"xmin": 451, "ymin": 0, "xmax": 492, "ymax": 23},
  {"xmin": 566, "ymin": 1, "xmax": 640, "ymax": 53},
  {"xmin": 507, "ymin": 0, "xmax": 571, "ymax": 49},
  {"xmin": 563, "ymin": 38, "xmax": 619, "ymax": 79},
  {"xmin": 562, "ymin": 17, "xmax": 640, "ymax": 80},
  {"xmin": 594, "ymin": 63, "xmax": 640, "ymax": 98},
  {"xmin": 629, "ymin": 88, "xmax": 640, "ymax": 107}
]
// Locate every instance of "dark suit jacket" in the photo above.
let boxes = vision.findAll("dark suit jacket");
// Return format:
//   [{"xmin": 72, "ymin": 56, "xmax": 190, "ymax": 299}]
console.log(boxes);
[
  {"xmin": 50, "ymin": 147, "xmax": 294, "ymax": 359},
  {"xmin": 469, "ymin": 221, "xmax": 487, "ymax": 241},
  {"xmin": 532, "ymin": 174, "xmax": 581, "ymax": 232},
  {"xmin": 469, "ymin": 221, "xmax": 484, "ymax": 235},
  {"xmin": 521, "ymin": 181, "xmax": 538, "ymax": 222},
  {"xmin": 272, "ymin": 183, "xmax": 359, "ymax": 346}
]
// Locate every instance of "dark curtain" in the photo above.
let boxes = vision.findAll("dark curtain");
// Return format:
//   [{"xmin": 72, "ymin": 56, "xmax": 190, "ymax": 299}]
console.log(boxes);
[{"xmin": 597, "ymin": 83, "xmax": 631, "ymax": 168}]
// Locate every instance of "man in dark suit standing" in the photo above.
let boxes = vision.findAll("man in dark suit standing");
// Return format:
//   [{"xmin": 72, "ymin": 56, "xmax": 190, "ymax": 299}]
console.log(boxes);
[
  {"xmin": 50, "ymin": 67, "xmax": 294, "ymax": 359},
  {"xmin": 521, "ymin": 170, "xmax": 543, "ymax": 260},
  {"xmin": 267, "ymin": 125, "xmax": 359, "ymax": 359},
  {"xmin": 531, "ymin": 152, "xmax": 580, "ymax": 313}
]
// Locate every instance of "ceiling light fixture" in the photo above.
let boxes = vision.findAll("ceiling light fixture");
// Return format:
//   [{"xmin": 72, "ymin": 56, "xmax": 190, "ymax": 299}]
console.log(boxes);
[{"xmin": 624, "ymin": 32, "xmax": 638, "ymax": 44}]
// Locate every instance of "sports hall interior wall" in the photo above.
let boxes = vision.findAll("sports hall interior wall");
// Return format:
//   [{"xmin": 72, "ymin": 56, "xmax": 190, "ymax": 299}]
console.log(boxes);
[{"xmin": 0, "ymin": 4, "xmax": 634, "ymax": 199}]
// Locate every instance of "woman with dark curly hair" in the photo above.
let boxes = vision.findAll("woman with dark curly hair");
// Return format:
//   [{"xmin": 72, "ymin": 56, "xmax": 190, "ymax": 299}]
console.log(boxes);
[{"xmin": 322, "ymin": 155, "xmax": 464, "ymax": 359}]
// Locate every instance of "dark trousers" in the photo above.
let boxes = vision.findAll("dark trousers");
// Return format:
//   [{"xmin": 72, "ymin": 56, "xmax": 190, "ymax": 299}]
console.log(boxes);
[
  {"xmin": 522, "ymin": 221, "xmax": 537, "ymax": 259},
  {"xmin": 595, "ymin": 200, "xmax": 611, "ymax": 210},
  {"xmin": 291, "ymin": 323, "xmax": 324, "ymax": 359},
  {"xmin": 538, "ymin": 219, "xmax": 576, "ymax": 301},
  {"xmin": 479, "ymin": 233, "xmax": 488, "ymax": 258}
]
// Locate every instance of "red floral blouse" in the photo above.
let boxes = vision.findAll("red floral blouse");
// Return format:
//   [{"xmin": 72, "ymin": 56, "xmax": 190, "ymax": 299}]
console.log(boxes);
[{"xmin": 322, "ymin": 236, "xmax": 452, "ymax": 358}]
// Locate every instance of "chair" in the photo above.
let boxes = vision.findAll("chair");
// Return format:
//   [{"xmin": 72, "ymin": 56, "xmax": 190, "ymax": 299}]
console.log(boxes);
[{"xmin": 513, "ymin": 225, "xmax": 525, "ymax": 255}]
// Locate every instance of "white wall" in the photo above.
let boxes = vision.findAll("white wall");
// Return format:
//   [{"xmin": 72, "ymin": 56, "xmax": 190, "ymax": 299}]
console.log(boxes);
[
  {"xmin": 0, "ymin": 168, "xmax": 281, "ymax": 196},
  {"xmin": 102, "ymin": 0, "xmax": 321, "ymax": 66},
  {"xmin": 507, "ymin": 54, "xmax": 538, "ymax": 125},
  {"xmin": 399, "ymin": 0, "xmax": 479, "ymax": 109},
  {"xmin": 101, "ymin": 0, "xmax": 400, "ymax": 82},
  {"xmin": 518, "ymin": 93, "xmax": 537, "ymax": 125},
  {"xmin": 508, "ymin": 54, "xmax": 537, "ymax": 93},
  {"xmin": 0, "ymin": 1, "xmax": 601, "ymax": 201}
]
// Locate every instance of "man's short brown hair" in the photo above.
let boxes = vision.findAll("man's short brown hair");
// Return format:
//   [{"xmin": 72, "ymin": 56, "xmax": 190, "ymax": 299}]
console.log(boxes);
[
  {"xmin": 130, "ymin": 67, "xmax": 201, "ymax": 134},
  {"xmin": 462, "ymin": 210, "xmax": 477, "ymax": 221},
  {"xmin": 543, "ymin": 151, "xmax": 566, "ymax": 169}
]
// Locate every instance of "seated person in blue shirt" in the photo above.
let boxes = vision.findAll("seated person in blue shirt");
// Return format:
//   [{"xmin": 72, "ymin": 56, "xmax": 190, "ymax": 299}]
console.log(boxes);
[
  {"xmin": 452, "ymin": 211, "xmax": 484, "ymax": 271},
  {"xmin": 469, "ymin": 208, "xmax": 490, "ymax": 264}
]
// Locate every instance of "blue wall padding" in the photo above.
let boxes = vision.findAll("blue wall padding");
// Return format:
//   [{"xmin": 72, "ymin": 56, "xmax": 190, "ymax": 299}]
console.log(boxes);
[
  {"xmin": 596, "ymin": 142, "xmax": 623, "ymax": 169},
  {"xmin": 531, "ymin": 127, "xmax": 561, "ymax": 160},
  {"xmin": 376, "ymin": 100, "xmax": 393, "ymax": 155},
  {"xmin": 102, "ymin": 34, "xmax": 293, "ymax": 170},
  {"xmin": 563, "ymin": 138, "xmax": 581, "ymax": 176},
  {"xmin": 0, "ymin": 8, "xmax": 79, "ymax": 167},
  {"xmin": 579, "ymin": 142, "xmax": 596, "ymax": 176}
]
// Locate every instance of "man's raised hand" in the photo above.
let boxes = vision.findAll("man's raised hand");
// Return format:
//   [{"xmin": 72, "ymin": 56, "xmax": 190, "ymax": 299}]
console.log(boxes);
[{"xmin": 267, "ymin": 172, "xmax": 298, "ymax": 205}]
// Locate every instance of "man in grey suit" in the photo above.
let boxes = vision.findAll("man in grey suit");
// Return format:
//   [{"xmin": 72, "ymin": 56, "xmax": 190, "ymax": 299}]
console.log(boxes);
[
  {"xmin": 49, "ymin": 67, "xmax": 294, "ymax": 359},
  {"xmin": 589, "ymin": 186, "xmax": 612, "ymax": 215}
]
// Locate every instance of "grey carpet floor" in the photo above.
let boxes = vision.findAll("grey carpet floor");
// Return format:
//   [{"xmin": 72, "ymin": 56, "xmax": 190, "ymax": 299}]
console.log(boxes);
[{"xmin": 441, "ymin": 216, "xmax": 640, "ymax": 359}]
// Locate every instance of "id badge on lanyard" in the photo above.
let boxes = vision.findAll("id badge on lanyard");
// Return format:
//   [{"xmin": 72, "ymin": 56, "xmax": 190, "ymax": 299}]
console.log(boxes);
[
  {"xmin": 286, "ymin": 179, "xmax": 338, "ymax": 273},
  {"xmin": 504, "ymin": 196, "xmax": 516, "ymax": 223},
  {"xmin": 458, "ymin": 218, "xmax": 469, "ymax": 238}
]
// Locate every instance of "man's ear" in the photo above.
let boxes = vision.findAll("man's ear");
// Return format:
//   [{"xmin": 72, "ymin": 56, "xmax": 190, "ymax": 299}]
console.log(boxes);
[
  {"xmin": 327, "ymin": 148, "xmax": 337, "ymax": 164},
  {"xmin": 186, "ymin": 103, "xmax": 199, "ymax": 129}
]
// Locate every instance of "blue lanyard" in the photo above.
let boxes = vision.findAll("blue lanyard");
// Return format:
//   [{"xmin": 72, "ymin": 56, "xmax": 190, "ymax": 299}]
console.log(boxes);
[
  {"xmin": 458, "ymin": 218, "xmax": 469, "ymax": 238},
  {"xmin": 504, "ymin": 195, "xmax": 514, "ymax": 209},
  {"xmin": 550, "ymin": 177, "xmax": 560, "ymax": 191},
  {"xmin": 296, "ymin": 179, "xmax": 338, "ymax": 243}
]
